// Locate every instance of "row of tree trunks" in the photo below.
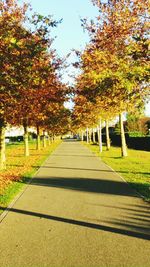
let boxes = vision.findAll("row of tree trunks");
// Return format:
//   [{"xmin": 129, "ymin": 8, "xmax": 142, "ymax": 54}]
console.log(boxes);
[
  {"xmin": 0, "ymin": 121, "xmax": 53, "ymax": 170},
  {"xmin": 0, "ymin": 112, "xmax": 128, "ymax": 170},
  {"xmin": 24, "ymin": 124, "xmax": 54, "ymax": 156},
  {"xmin": 83, "ymin": 112, "xmax": 128, "ymax": 157}
]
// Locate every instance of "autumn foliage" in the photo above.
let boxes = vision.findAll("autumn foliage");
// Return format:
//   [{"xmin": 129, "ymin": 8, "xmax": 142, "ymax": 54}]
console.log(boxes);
[
  {"xmin": 73, "ymin": 0, "xmax": 149, "ymax": 156},
  {"xmin": 0, "ymin": 140, "xmax": 61, "ymax": 197},
  {"xmin": 0, "ymin": 0, "xmax": 69, "ymax": 169}
]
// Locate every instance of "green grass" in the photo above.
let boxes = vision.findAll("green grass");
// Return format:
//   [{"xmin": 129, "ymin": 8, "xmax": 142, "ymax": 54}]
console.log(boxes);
[
  {"xmin": 0, "ymin": 181, "xmax": 24, "ymax": 210},
  {"xmin": 85, "ymin": 142, "xmax": 150, "ymax": 202},
  {"xmin": 0, "ymin": 140, "xmax": 61, "ymax": 214}
]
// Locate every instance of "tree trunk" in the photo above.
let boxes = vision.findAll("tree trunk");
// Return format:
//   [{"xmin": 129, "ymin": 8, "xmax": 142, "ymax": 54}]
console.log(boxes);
[
  {"xmin": 97, "ymin": 125, "xmax": 100, "ymax": 143},
  {"xmin": 0, "ymin": 121, "xmax": 6, "ymax": 170},
  {"xmin": 93, "ymin": 128, "xmax": 96, "ymax": 143},
  {"xmin": 119, "ymin": 112, "xmax": 128, "ymax": 157},
  {"xmin": 36, "ymin": 125, "xmax": 41, "ymax": 151},
  {"xmin": 86, "ymin": 127, "xmax": 89, "ymax": 143},
  {"xmin": 105, "ymin": 119, "xmax": 110, "ymax": 150},
  {"xmin": 99, "ymin": 118, "xmax": 102, "ymax": 152},
  {"xmin": 89, "ymin": 128, "xmax": 92, "ymax": 143},
  {"xmin": 81, "ymin": 131, "xmax": 84, "ymax": 141},
  {"xmin": 43, "ymin": 130, "xmax": 47, "ymax": 148},
  {"xmin": 23, "ymin": 122, "xmax": 29, "ymax": 157}
]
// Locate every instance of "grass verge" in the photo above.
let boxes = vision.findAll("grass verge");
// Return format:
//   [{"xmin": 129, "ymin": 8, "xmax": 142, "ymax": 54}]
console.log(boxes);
[
  {"xmin": 0, "ymin": 140, "xmax": 61, "ymax": 214},
  {"xmin": 84, "ymin": 142, "xmax": 150, "ymax": 202}
]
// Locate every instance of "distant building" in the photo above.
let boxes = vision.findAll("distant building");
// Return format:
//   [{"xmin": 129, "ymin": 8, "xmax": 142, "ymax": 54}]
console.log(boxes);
[
  {"xmin": 6, "ymin": 125, "xmax": 24, "ymax": 137},
  {"xmin": 5, "ymin": 125, "xmax": 36, "ymax": 138}
]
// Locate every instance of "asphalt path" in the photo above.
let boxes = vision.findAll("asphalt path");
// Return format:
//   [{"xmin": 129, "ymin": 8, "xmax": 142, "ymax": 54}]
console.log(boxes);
[{"xmin": 0, "ymin": 140, "xmax": 150, "ymax": 267}]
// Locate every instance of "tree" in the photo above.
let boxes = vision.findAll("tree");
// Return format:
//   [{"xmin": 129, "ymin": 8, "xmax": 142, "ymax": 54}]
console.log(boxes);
[
  {"xmin": 0, "ymin": 0, "xmax": 63, "ymax": 167},
  {"xmin": 0, "ymin": 0, "xmax": 28, "ymax": 168},
  {"xmin": 73, "ymin": 0, "xmax": 149, "ymax": 156}
]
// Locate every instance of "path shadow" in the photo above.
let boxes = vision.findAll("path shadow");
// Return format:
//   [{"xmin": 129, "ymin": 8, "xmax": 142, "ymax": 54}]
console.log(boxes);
[
  {"xmin": 88, "ymin": 204, "xmax": 150, "ymax": 216},
  {"xmin": 0, "ymin": 206, "xmax": 149, "ymax": 241},
  {"xmin": 7, "ymin": 163, "xmax": 150, "ymax": 176},
  {"xmin": 30, "ymin": 176, "xmax": 138, "ymax": 197},
  {"xmin": 86, "ymin": 202, "xmax": 150, "ymax": 235},
  {"xmin": 33, "ymin": 165, "xmax": 150, "ymax": 176}
]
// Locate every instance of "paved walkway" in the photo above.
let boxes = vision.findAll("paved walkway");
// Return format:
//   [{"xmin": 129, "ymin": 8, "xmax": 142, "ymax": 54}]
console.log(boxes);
[{"xmin": 0, "ymin": 140, "xmax": 150, "ymax": 267}]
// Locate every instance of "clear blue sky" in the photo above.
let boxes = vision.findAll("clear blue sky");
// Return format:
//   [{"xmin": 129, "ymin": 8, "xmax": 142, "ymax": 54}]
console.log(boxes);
[
  {"xmin": 21, "ymin": 0, "xmax": 150, "ymax": 115},
  {"xmin": 24, "ymin": 0, "xmax": 98, "ymax": 57},
  {"xmin": 23, "ymin": 0, "xmax": 99, "ymax": 94}
]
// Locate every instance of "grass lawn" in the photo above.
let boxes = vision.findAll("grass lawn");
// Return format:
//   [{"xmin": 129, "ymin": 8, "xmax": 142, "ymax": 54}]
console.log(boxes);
[
  {"xmin": 85, "ymin": 142, "xmax": 150, "ymax": 202},
  {"xmin": 0, "ymin": 140, "xmax": 61, "ymax": 214}
]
